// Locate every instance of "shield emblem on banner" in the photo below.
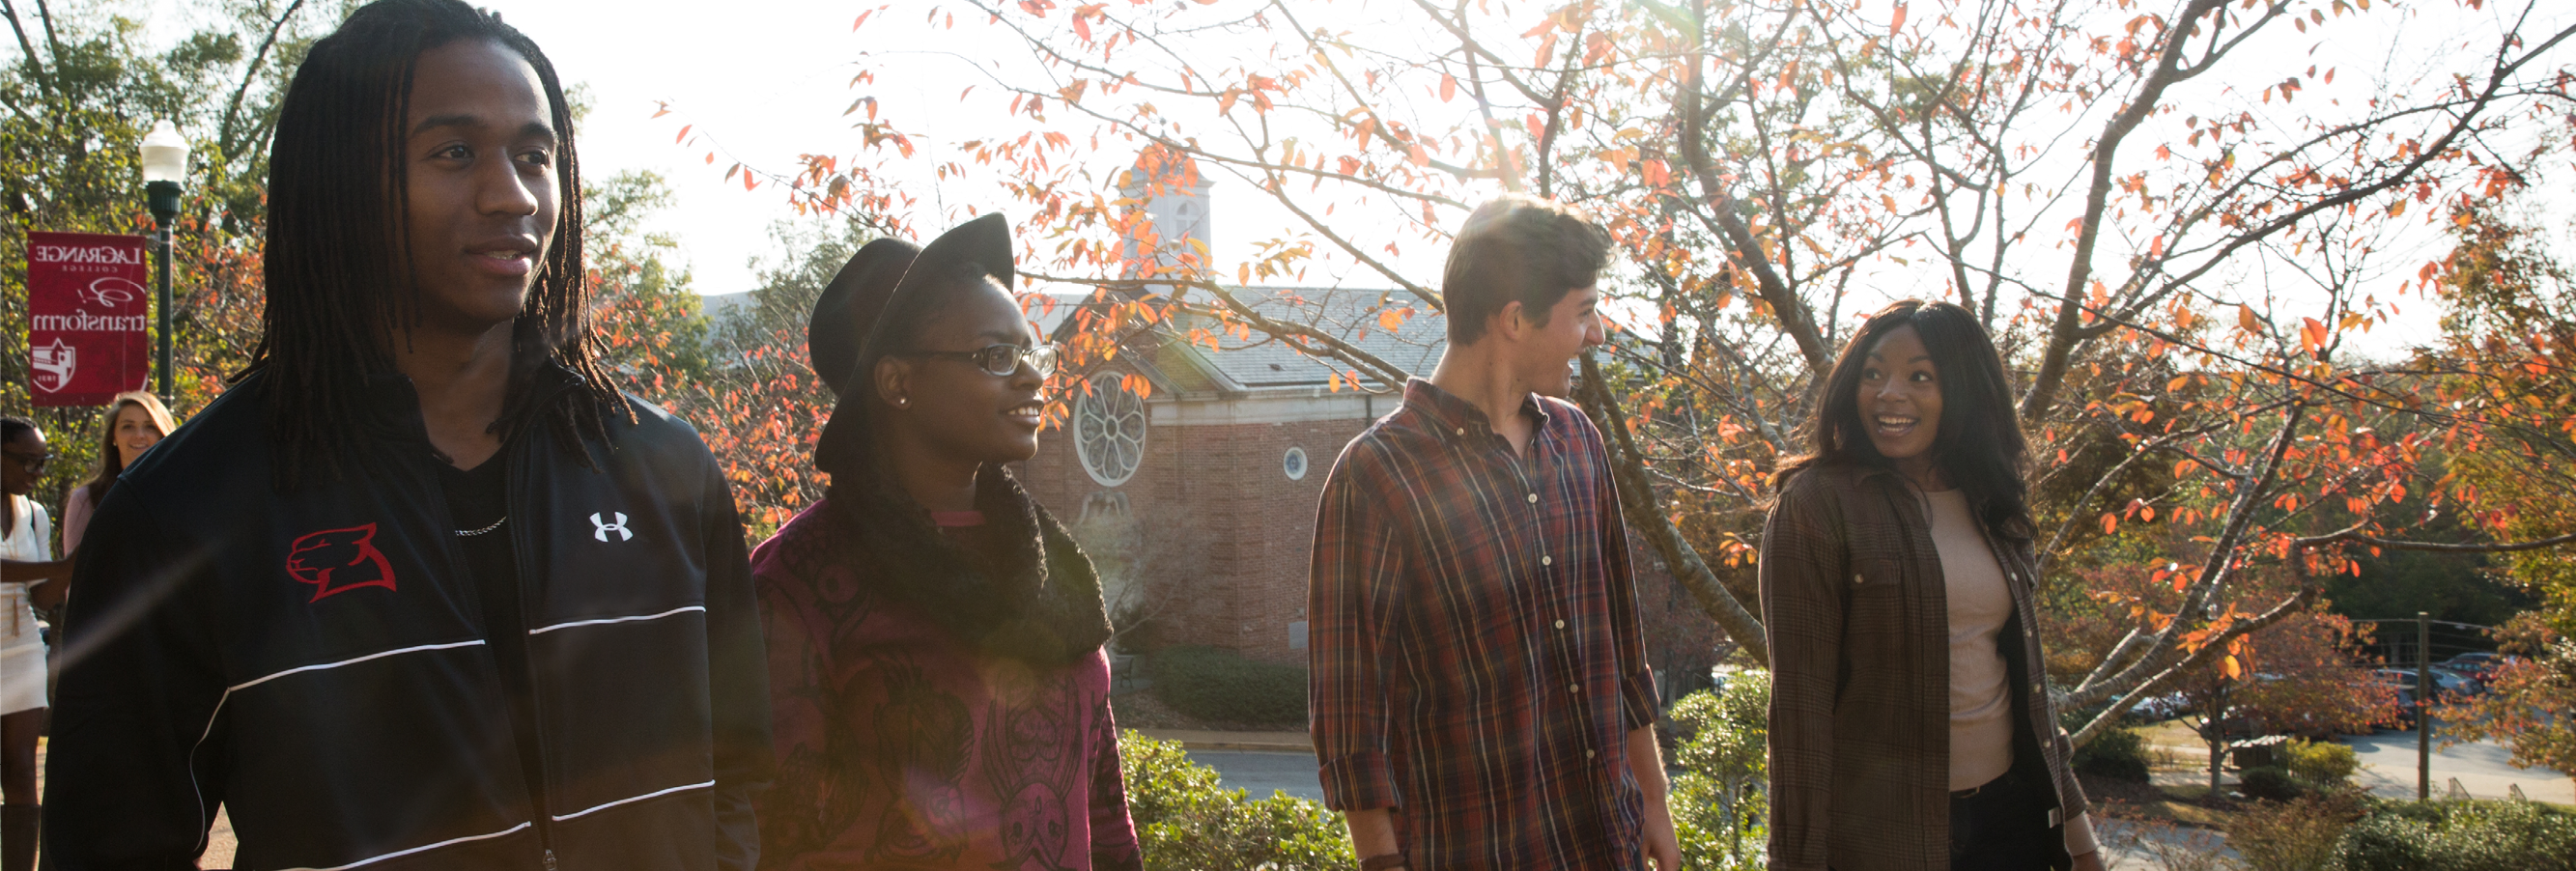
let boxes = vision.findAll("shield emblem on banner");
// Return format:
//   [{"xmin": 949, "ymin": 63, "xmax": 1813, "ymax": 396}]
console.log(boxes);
[{"xmin": 31, "ymin": 338, "xmax": 75, "ymax": 393}]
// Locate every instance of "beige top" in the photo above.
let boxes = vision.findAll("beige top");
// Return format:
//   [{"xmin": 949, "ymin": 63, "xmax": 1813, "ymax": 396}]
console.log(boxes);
[
  {"xmin": 1927, "ymin": 488, "xmax": 2099, "ymax": 856},
  {"xmin": 1928, "ymin": 488, "xmax": 2015, "ymax": 791}
]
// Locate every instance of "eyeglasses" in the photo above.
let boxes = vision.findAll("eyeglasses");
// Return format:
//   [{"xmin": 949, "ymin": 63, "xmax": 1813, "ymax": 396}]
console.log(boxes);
[
  {"xmin": 1, "ymin": 449, "xmax": 46, "ymax": 474},
  {"xmin": 896, "ymin": 343, "xmax": 1060, "ymax": 379}
]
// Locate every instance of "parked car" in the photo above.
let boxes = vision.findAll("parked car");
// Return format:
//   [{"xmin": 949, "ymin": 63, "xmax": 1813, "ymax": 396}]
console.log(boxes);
[
  {"xmin": 2129, "ymin": 691, "xmax": 2188, "ymax": 721},
  {"xmin": 2426, "ymin": 664, "xmax": 2484, "ymax": 697},
  {"xmin": 2443, "ymin": 652, "xmax": 2505, "ymax": 681}
]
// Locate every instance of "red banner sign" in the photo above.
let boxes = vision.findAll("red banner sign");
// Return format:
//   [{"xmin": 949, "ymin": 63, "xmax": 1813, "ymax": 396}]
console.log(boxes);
[{"xmin": 25, "ymin": 231, "xmax": 151, "ymax": 406}]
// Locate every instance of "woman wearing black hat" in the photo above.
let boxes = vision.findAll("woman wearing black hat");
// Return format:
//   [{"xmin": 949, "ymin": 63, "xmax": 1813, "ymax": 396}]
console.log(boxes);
[{"xmin": 749, "ymin": 213, "xmax": 1141, "ymax": 869}]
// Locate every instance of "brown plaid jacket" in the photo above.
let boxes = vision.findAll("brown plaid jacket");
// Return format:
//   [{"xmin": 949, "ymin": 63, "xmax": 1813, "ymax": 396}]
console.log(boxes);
[{"xmin": 1761, "ymin": 464, "xmax": 2089, "ymax": 871}]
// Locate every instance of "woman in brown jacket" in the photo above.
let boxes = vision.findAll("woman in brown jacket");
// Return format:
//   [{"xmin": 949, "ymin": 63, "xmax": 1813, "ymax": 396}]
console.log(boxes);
[{"xmin": 1761, "ymin": 300, "xmax": 2104, "ymax": 871}]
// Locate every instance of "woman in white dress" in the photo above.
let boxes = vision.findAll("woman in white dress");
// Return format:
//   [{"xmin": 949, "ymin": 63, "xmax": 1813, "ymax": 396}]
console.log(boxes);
[{"xmin": 2, "ymin": 416, "xmax": 71, "ymax": 871}]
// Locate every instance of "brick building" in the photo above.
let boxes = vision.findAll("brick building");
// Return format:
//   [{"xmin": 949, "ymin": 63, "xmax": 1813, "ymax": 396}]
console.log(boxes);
[
  {"xmin": 1008, "ymin": 179, "xmax": 1725, "ymax": 696},
  {"xmin": 1010, "ymin": 280, "xmax": 1442, "ymax": 663}
]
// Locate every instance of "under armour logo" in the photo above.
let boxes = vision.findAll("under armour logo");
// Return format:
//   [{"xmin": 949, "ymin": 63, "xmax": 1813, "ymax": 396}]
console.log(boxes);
[{"xmin": 590, "ymin": 512, "xmax": 633, "ymax": 542}]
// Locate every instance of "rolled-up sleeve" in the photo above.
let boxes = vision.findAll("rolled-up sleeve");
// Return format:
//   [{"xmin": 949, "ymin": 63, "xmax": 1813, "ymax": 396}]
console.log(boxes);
[
  {"xmin": 1761, "ymin": 476, "xmax": 1848, "ymax": 871},
  {"xmin": 1307, "ymin": 444, "xmax": 1403, "ymax": 812}
]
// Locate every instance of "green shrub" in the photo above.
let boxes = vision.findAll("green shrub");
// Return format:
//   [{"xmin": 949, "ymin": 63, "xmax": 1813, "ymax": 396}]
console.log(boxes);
[
  {"xmin": 2279, "ymin": 739, "xmax": 2358, "ymax": 790},
  {"xmin": 2073, "ymin": 726, "xmax": 2153, "ymax": 782},
  {"xmin": 1118, "ymin": 730, "xmax": 1356, "ymax": 871},
  {"xmin": 2239, "ymin": 766, "xmax": 2308, "ymax": 801},
  {"xmin": 2337, "ymin": 800, "xmax": 2576, "ymax": 871},
  {"xmin": 2228, "ymin": 792, "xmax": 2364, "ymax": 871},
  {"xmin": 1665, "ymin": 671, "xmax": 1770, "ymax": 869},
  {"xmin": 1148, "ymin": 646, "xmax": 1309, "ymax": 724}
]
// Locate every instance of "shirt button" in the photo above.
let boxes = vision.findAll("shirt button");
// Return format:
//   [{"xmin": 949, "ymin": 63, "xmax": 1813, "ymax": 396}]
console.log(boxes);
[
  {"xmin": 1554, "ymin": 619, "xmax": 1567, "ymax": 630},
  {"xmin": 1527, "ymin": 492, "xmax": 1539, "ymax": 503},
  {"xmin": 1455, "ymin": 427, "xmax": 1465, "ymax": 436},
  {"xmin": 1542, "ymin": 555, "xmax": 1554, "ymax": 566},
  {"xmin": 1586, "ymin": 749, "xmax": 1597, "ymax": 759},
  {"xmin": 1852, "ymin": 573, "xmax": 1865, "ymax": 585},
  {"xmin": 1570, "ymin": 684, "xmax": 1581, "ymax": 692}
]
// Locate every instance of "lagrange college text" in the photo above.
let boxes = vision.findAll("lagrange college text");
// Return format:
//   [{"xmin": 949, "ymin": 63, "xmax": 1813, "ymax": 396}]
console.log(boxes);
[{"xmin": 30, "ymin": 241, "xmax": 150, "ymax": 333}]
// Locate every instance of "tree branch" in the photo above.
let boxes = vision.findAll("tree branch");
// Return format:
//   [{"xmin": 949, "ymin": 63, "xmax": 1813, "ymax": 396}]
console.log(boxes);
[{"xmin": 1575, "ymin": 351, "xmax": 1770, "ymax": 666}]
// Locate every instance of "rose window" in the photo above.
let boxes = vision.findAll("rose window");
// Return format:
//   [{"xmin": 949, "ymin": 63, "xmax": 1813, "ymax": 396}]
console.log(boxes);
[{"xmin": 1075, "ymin": 373, "xmax": 1147, "ymax": 487}]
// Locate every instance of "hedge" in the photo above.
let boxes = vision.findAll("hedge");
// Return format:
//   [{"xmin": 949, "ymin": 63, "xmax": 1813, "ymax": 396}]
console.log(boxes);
[
  {"xmin": 2072, "ymin": 726, "xmax": 2152, "ymax": 782},
  {"xmin": 1118, "ymin": 730, "xmax": 1355, "ymax": 871},
  {"xmin": 2336, "ymin": 799, "xmax": 2576, "ymax": 871},
  {"xmin": 1148, "ymin": 646, "xmax": 1309, "ymax": 724}
]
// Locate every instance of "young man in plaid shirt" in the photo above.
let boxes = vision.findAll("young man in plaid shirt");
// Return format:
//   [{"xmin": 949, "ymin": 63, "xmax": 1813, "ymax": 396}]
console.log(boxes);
[{"xmin": 1307, "ymin": 194, "xmax": 1683, "ymax": 871}]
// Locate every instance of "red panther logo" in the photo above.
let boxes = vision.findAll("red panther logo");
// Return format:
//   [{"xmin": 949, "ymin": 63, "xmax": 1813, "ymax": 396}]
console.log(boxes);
[{"xmin": 285, "ymin": 523, "xmax": 398, "ymax": 603}]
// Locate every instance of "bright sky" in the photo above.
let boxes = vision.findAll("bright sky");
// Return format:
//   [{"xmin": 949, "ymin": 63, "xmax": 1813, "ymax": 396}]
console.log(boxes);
[
  {"xmin": 489, "ymin": 0, "xmax": 947, "ymax": 295},
  {"xmin": 495, "ymin": 0, "xmax": 2576, "ymax": 356},
  {"xmin": 123, "ymin": 0, "xmax": 2576, "ymax": 356},
  {"xmin": 485, "ymin": 0, "xmax": 1424, "ymax": 297}
]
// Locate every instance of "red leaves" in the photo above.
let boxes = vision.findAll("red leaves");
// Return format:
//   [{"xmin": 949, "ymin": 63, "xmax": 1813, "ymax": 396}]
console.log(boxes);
[
  {"xmin": 1642, "ymin": 158, "xmax": 1671, "ymax": 190},
  {"xmin": 1889, "ymin": 2, "xmax": 1908, "ymax": 35},
  {"xmin": 2299, "ymin": 317, "xmax": 2330, "ymax": 354},
  {"xmin": 1070, "ymin": 5, "xmax": 1096, "ymax": 41}
]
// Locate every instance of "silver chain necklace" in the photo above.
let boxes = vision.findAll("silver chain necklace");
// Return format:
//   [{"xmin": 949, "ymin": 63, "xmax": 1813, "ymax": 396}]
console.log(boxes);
[{"xmin": 455, "ymin": 516, "xmax": 507, "ymax": 537}]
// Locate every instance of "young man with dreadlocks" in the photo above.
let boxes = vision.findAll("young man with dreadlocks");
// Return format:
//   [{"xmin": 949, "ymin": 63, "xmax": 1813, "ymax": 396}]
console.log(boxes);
[{"xmin": 42, "ymin": 1, "xmax": 772, "ymax": 868}]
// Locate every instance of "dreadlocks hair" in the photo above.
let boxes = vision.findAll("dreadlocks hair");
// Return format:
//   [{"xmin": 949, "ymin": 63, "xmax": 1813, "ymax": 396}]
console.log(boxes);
[{"xmin": 244, "ymin": 0, "xmax": 624, "ymax": 489}]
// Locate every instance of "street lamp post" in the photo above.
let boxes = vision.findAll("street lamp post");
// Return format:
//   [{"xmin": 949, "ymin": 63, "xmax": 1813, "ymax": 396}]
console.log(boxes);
[{"xmin": 139, "ymin": 119, "xmax": 189, "ymax": 401}]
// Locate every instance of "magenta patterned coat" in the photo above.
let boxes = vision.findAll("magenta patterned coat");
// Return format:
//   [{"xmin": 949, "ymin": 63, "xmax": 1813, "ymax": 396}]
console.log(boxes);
[{"xmin": 749, "ymin": 488, "xmax": 1141, "ymax": 871}]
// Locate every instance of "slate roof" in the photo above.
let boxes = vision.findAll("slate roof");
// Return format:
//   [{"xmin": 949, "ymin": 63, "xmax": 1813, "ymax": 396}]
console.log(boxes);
[{"xmin": 1169, "ymin": 285, "xmax": 1447, "ymax": 392}]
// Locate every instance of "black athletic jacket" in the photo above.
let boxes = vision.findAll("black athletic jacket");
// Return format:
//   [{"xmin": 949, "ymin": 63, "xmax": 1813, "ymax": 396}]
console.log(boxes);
[{"xmin": 42, "ymin": 367, "xmax": 773, "ymax": 870}]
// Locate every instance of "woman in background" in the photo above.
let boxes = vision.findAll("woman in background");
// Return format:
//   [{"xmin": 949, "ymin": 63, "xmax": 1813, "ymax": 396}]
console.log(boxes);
[
  {"xmin": 1, "ymin": 416, "xmax": 70, "ymax": 871},
  {"xmin": 1760, "ymin": 300, "xmax": 2103, "ymax": 871},
  {"xmin": 750, "ymin": 213, "xmax": 1140, "ymax": 869},
  {"xmin": 60, "ymin": 390, "xmax": 177, "ymax": 555}
]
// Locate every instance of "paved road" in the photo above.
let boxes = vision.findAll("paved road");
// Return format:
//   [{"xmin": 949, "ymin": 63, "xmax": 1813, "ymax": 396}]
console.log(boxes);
[
  {"xmin": 1186, "ymin": 749, "xmax": 1327, "ymax": 801},
  {"xmin": 2343, "ymin": 725, "xmax": 2574, "ymax": 803}
]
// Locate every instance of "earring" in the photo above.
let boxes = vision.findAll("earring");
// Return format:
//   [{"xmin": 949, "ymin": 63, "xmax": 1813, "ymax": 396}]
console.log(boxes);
[{"xmin": 893, "ymin": 397, "xmax": 910, "ymax": 407}]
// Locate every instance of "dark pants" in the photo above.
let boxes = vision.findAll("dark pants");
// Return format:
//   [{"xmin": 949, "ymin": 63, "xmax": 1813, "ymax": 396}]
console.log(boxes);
[{"xmin": 1950, "ymin": 770, "xmax": 2052, "ymax": 870}]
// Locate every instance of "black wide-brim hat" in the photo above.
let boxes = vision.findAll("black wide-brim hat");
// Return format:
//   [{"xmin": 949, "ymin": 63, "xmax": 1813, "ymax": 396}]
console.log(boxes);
[
  {"xmin": 810, "ymin": 211, "xmax": 1018, "ymax": 477},
  {"xmin": 807, "ymin": 238, "xmax": 921, "ymax": 397}
]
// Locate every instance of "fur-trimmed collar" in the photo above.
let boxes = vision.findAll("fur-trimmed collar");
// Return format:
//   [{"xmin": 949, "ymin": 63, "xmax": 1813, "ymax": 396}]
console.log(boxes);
[{"xmin": 823, "ymin": 464, "xmax": 1113, "ymax": 665}]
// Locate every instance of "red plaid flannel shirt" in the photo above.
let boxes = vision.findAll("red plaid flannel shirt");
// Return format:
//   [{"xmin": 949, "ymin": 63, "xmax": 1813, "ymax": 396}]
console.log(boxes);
[{"xmin": 1308, "ymin": 379, "xmax": 1660, "ymax": 869}]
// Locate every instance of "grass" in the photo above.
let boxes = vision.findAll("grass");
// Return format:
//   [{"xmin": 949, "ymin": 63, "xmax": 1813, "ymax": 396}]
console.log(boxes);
[{"xmin": 2087, "ymin": 774, "xmax": 2242, "ymax": 829}]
